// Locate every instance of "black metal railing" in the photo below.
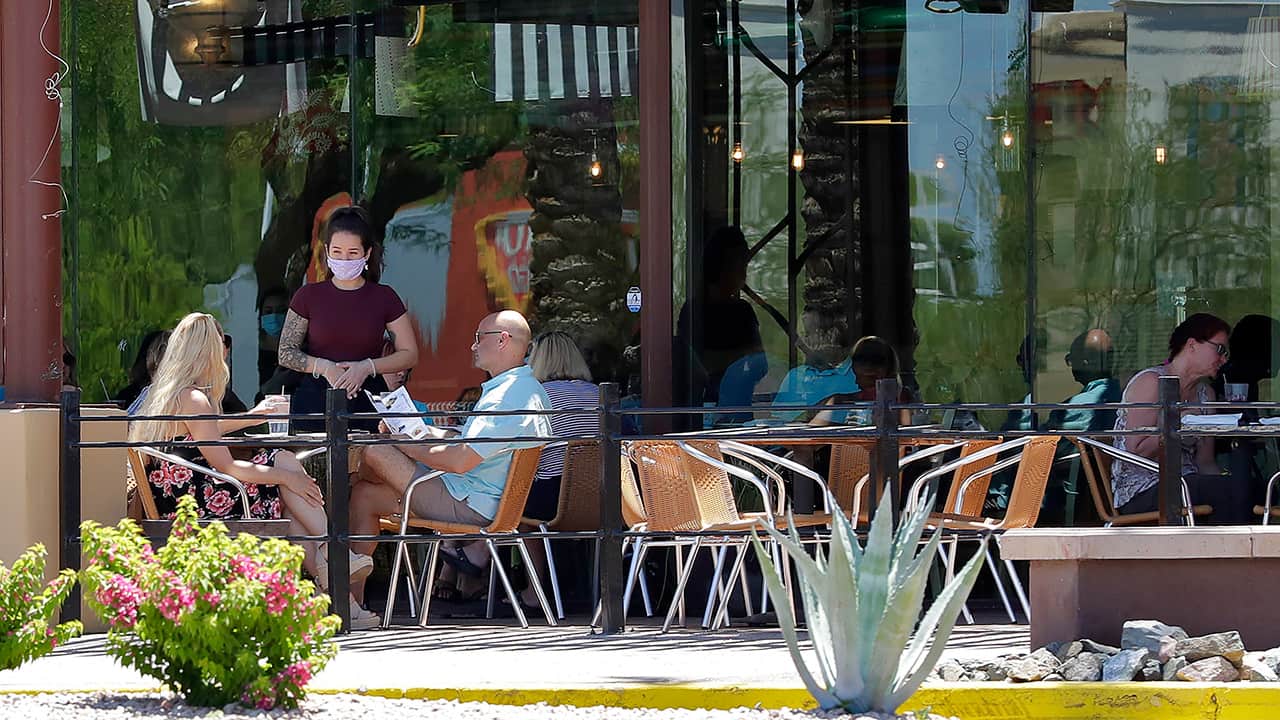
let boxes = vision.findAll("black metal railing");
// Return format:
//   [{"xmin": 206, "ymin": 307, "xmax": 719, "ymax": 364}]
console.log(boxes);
[{"xmin": 57, "ymin": 375, "xmax": 1280, "ymax": 634}]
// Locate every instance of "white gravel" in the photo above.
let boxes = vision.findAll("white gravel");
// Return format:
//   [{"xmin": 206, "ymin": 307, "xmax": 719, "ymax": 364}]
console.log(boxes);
[{"xmin": 0, "ymin": 693, "xmax": 953, "ymax": 720}]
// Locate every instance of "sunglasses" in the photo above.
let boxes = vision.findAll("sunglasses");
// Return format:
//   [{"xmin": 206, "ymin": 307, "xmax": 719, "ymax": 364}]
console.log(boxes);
[{"xmin": 1205, "ymin": 339, "xmax": 1229, "ymax": 358}]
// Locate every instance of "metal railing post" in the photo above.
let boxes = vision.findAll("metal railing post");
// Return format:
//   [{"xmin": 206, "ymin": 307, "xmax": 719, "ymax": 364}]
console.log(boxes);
[
  {"xmin": 58, "ymin": 389, "xmax": 82, "ymax": 624},
  {"xmin": 1157, "ymin": 375, "xmax": 1181, "ymax": 526},
  {"xmin": 325, "ymin": 388, "xmax": 351, "ymax": 631},
  {"xmin": 597, "ymin": 382, "xmax": 625, "ymax": 634},
  {"xmin": 873, "ymin": 377, "xmax": 901, "ymax": 528}
]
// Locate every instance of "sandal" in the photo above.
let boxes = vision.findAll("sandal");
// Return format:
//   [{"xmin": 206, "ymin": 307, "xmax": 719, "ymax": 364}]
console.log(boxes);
[
  {"xmin": 439, "ymin": 545, "xmax": 486, "ymax": 578},
  {"xmin": 432, "ymin": 585, "xmax": 463, "ymax": 603}
]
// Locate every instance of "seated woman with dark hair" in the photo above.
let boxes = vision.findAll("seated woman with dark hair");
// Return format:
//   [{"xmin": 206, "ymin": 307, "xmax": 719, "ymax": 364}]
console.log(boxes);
[
  {"xmin": 810, "ymin": 336, "xmax": 913, "ymax": 426},
  {"xmin": 1112, "ymin": 313, "xmax": 1249, "ymax": 523}
]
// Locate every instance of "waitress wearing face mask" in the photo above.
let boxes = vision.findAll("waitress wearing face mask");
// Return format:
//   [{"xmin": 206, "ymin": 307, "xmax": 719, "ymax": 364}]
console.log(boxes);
[{"xmin": 277, "ymin": 205, "xmax": 419, "ymax": 432}]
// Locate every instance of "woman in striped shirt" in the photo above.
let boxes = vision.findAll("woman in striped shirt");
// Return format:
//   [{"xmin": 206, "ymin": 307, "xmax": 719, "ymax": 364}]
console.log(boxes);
[{"xmin": 518, "ymin": 331, "xmax": 599, "ymax": 610}]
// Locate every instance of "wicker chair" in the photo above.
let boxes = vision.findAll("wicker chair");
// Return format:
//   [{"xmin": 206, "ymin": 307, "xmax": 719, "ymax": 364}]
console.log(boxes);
[
  {"xmin": 126, "ymin": 447, "xmax": 291, "ymax": 538},
  {"xmin": 380, "ymin": 446, "xmax": 555, "ymax": 629},
  {"xmin": 625, "ymin": 439, "xmax": 774, "ymax": 632},
  {"xmin": 520, "ymin": 440, "xmax": 602, "ymax": 620},
  {"xmin": 1068, "ymin": 437, "xmax": 1213, "ymax": 526}
]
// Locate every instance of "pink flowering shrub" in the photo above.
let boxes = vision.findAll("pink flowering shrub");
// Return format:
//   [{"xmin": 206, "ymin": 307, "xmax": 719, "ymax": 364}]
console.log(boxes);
[
  {"xmin": 0, "ymin": 544, "xmax": 82, "ymax": 670},
  {"xmin": 79, "ymin": 495, "xmax": 339, "ymax": 709}
]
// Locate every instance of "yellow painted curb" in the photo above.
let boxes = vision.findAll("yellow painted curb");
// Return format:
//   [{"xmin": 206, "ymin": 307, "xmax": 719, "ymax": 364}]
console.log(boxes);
[
  {"xmin": 9, "ymin": 683, "xmax": 1280, "ymax": 718},
  {"xmin": 307, "ymin": 683, "xmax": 1280, "ymax": 719}
]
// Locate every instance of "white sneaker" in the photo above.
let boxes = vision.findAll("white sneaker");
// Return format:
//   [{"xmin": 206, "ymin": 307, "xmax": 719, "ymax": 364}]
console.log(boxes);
[
  {"xmin": 314, "ymin": 548, "xmax": 374, "ymax": 590},
  {"xmin": 350, "ymin": 604, "xmax": 382, "ymax": 630}
]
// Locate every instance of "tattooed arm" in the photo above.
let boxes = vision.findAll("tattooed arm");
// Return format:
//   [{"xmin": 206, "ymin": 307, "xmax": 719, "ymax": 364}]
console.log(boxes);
[{"xmin": 278, "ymin": 310, "xmax": 345, "ymax": 388}]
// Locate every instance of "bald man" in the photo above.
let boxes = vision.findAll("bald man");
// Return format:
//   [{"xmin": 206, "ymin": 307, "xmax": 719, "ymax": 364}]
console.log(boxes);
[{"xmin": 349, "ymin": 311, "xmax": 552, "ymax": 602}]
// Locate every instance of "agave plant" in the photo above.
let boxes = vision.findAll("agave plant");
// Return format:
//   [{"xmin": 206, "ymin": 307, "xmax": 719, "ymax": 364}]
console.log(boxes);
[{"xmin": 751, "ymin": 490, "xmax": 986, "ymax": 714}]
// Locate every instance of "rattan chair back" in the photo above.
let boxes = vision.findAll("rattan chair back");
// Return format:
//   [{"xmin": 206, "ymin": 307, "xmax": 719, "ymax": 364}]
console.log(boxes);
[
  {"xmin": 620, "ymin": 454, "xmax": 647, "ymax": 528},
  {"xmin": 944, "ymin": 439, "xmax": 1004, "ymax": 518},
  {"xmin": 1000, "ymin": 435, "xmax": 1060, "ymax": 529},
  {"xmin": 629, "ymin": 440, "xmax": 739, "ymax": 532},
  {"xmin": 410, "ymin": 447, "xmax": 544, "ymax": 534},
  {"xmin": 546, "ymin": 440, "xmax": 601, "ymax": 532},
  {"xmin": 828, "ymin": 440, "xmax": 874, "ymax": 513},
  {"xmin": 1070, "ymin": 438, "xmax": 1119, "ymax": 523},
  {"xmin": 126, "ymin": 449, "xmax": 161, "ymax": 520}
]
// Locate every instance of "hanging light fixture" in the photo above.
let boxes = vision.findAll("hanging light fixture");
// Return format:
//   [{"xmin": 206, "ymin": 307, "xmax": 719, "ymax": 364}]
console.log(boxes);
[
  {"xmin": 731, "ymin": 142, "xmax": 745, "ymax": 163},
  {"xmin": 791, "ymin": 148, "xmax": 805, "ymax": 171},
  {"xmin": 589, "ymin": 152, "xmax": 603, "ymax": 178},
  {"xmin": 935, "ymin": 154, "xmax": 946, "ymax": 170},
  {"xmin": 1155, "ymin": 145, "xmax": 1168, "ymax": 165}
]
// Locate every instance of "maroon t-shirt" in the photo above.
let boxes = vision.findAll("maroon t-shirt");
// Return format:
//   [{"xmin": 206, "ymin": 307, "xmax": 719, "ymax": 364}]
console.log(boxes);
[{"xmin": 290, "ymin": 280, "xmax": 407, "ymax": 362}]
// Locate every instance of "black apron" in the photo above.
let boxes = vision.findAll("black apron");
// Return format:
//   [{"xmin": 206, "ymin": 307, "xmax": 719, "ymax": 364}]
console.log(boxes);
[{"xmin": 290, "ymin": 373, "xmax": 389, "ymax": 433}]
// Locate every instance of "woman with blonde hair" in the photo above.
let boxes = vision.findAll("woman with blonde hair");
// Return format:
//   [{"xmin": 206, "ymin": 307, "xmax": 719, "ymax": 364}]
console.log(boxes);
[{"xmin": 132, "ymin": 312, "xmax": 379, "ymax": 627}]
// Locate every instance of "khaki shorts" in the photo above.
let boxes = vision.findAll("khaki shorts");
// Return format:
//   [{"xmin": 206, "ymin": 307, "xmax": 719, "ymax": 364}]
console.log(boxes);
[{"xmin": 406, "ymin": 463, "xmax": 490, "ymax": 526}]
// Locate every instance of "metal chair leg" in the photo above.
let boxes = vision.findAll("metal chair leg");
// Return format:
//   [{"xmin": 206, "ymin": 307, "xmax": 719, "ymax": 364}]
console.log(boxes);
[
  {"xmin": 485, "ymin": 552, "xmax": 498, "ymax": 620},
  {"xmin": 663, "ymin": 539, "xmax": 703, "ymax": 633},
  {"xmin": 984, "ymin": 544, "xmax": 1016, "ymax": 623},
  {"xmin": 938, "ymin": 539, "xmax": 974, "ymax": 624},
  {"xmin": 417, "ymin": 541, "xmax": 441, "ymax": 628},
  {"xmin": 713, "ymin": 543, "xmax": 751, "ymax": 630},
  {"xmin": 516, "ymin": 539, "xmax": 557, "ymax": 626},
  {"xmin": 486, "ymin": 539, "xmax": 528, "ymax": 628},
  {"xmin": 701, "ymin": 546, "xmax": 729, "ymax": 629},
  {"xmin": 1003, "ymin": 557, "xmax": 1031, "ymax": 621},
  {"xmin": 537, "ymin": 523, "xmax": 564, "ymax": 620},
  {"xmin": 382, "ymin": 539, "xmax": 409, "ymax": 629}
]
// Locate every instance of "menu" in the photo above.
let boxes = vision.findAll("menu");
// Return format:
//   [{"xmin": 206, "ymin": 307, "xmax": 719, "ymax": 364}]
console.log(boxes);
[{"xmin": 365, "ymin": 387, "xmax": 431, "ymax": 440}]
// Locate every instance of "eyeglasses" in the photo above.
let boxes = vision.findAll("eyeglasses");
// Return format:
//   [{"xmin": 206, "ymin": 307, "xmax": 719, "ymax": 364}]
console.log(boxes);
[
  {"xmin": 1205, "ymin": 339, "xmax": 1230, "ymax": 358},
  {"xmin": 474, "ymin": 330, "xmax": 506, "ymax": 345}
]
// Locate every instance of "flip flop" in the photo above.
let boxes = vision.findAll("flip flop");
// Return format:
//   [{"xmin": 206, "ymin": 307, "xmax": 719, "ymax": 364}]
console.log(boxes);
[{"xmin": 439, "ymin": 545, "xmax": 485, "ymax": 578}]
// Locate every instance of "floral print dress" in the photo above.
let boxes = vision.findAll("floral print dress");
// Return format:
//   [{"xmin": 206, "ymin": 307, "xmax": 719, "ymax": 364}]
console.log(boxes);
[{"xmin": 145, "ymin": 436, "xmax": 284, "ymax": 520}]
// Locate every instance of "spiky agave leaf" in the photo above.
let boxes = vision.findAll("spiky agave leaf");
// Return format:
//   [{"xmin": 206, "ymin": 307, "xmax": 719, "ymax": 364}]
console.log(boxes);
[{"xmin": 749, "ymin": 531, "xmax": 839, "ymax": 709}]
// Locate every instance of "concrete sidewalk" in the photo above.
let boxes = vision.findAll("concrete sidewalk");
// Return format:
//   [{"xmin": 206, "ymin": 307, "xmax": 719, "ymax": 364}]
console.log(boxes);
[{"xmin": 0, "ymin": 619, "xmax": 1029, "ymax": 693}]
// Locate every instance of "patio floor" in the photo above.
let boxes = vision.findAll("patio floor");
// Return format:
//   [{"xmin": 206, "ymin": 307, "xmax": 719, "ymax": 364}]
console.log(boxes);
[{"xmin": 0, "ymin": 615, "xmax": 1029, "ymax": 693}]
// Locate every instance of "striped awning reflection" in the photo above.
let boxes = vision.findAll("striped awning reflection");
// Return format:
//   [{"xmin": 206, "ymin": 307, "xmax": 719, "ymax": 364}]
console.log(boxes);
[{"xmin": 493, "ymin": 23, "xmax": 639, "ymax": 102}]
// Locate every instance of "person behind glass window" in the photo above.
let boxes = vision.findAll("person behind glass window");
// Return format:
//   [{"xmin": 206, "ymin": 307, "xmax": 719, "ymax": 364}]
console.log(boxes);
[
  {"xmin": 1112, "ymin": 313, "xmax": 1248, "ymax": 523},
  {"xmin": 129, "ymin": 312, "xmax": 379, "ymax": 627},
  {"xmin": 1221, "ymin": 314, "xmax": 1280, "ymax": 402},
  {"xmin": 811, "ymin": 336, "xmax": 912, "ymax": 426},
  {"xmin": 1046, "ymin": 329, "xmax": 1121, "ymax": 433},
  {"xmin": 256, "ymin": 286, "xmax": 299, "ymax": 400},
  {"xmin": 675, "ymin": 226, "xmax": 765, "ymax": 411},
  {"xmin": 116, "ymin": 330, "xmax": 169, "ymax": 411},
  {"xmin": 277, "ymin": 206, "xmax": 419, "ymax": 431}
]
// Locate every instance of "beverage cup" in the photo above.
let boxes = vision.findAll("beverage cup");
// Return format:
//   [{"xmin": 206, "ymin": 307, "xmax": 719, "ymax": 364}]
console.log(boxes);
[
  {"xmin": 1225, "ymin": 383, "xmax": 1249, "ymax": 404},
  {"xmin": 267, "ymin": 394, "xmax": 290, "ymax": 435}
]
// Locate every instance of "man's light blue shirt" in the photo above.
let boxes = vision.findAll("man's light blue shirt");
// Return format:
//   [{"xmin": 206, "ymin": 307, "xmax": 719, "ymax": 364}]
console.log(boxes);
[
  {"xmin": 770, "ymin": 359, "xmax": 860, "ymax": 422},
  {"xmin": 441, "ymin": 365, "xmax": 552, "ymax": 519}
]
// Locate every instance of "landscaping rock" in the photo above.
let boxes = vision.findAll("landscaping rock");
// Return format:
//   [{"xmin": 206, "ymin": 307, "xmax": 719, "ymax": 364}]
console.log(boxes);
[
  {"xmin": 1042, "ymin": 672, "xmax": 1064, "ymax": 682},
  {"xmin": 1059, "ymin": 652, "xmax": 1104, "ymax": 682},
  {"xmin": 1121, "ymin": 620, "xmax": 1188, "ymax": 654},
  {"xmin": 968, "ymin": 662, "xmax": 1006, "ymax": 681},
  {"xmin": 937, "ymin": 660, "xmax": 966, "ymax": 683},
  {"xmin": 1102, "ymin": 649, "xmax": 1150, "ymax": 682},
  {"xmin": 1169, "ymin": 631, "xmax": 1246, "ymax": 666},
  {"xmin": 1241, "ymin": 653, "xmax": 1279, "ymax": 682},
  {"xmin": 1262, "ymin": 648, "xmax": 1280, "ymax": 675},
  {"xmin": 1080, "ymin": 639, "xmax": 1120, "ymax": 656},
  {"xmin": 1140, "ymin": 660, "xmax": 1162, "ymax": 682},
  {"xmin": 1177, "ymin": 656, "xmax": 1240, "ymax": 683},
  {"xmin": 1053, "ymin": 641, "xmax": 1083, "ymax": 663},
  {"xmin": 1004, "ymin": 649, "xmax": 1060, "ymax": 683},
  {"xmin": 1163, "ymin": 656, "xmax": 1187, "ymax": 681}
]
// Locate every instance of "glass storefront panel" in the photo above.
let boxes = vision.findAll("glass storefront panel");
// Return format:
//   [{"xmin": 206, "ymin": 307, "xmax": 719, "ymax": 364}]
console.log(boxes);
[
  {"xmin": 1032, "ymin": 1, "xmax": 1280, "ymax": 416},
  {"xmin": 65, "ymin": 0, "xmax": 640, "ymax": 408},
  {"xmin": 675, "ymin": 0, "xmax": 1028, "ymax": 429}
]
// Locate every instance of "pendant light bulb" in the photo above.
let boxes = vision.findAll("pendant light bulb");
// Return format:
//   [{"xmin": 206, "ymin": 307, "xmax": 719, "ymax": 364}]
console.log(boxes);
[
  {"xmin": 589, "ymin": 152, "xmax": 602, "ymax": 178},
  {"xmin": 935, "ymin": 155, "xmax": 946, "ymax": 170},
  {"xmin": 1001, "ymin": 129, "xmax": 1014, "ymax": 148},
  {"xmin": 731, "ymin": 142, "xmax": 745, "ymax": 163},
  {"xmin": 791, "ymin": 148, "xmax": 805, "ymax": 171}
]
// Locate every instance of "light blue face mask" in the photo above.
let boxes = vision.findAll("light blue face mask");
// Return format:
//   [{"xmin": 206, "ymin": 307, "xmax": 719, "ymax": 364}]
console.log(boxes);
[{"xmin": 260, "ymin": 313, "xmax": 285, "ymax": 337}]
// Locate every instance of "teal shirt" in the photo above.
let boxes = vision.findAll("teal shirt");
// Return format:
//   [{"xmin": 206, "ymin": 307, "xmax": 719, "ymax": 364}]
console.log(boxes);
[
  {"xmin": 1046, "ymin": 377, "xmax": 1122, "ymax": 432},
  {"xmin": 441, "ymin": 366, "xmax": 553, "ymax": 518},
  {"xmin": 771, "ymin": 359, "xmax": 861, "ymax": 422}
]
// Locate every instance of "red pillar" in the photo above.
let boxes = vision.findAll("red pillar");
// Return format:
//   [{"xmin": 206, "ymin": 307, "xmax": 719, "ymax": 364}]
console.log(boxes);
[
  {"xmin": 639, "ymin": 0, "xmax": 672, "ymax": 413},
  {"xmin": 0, "ymin": 0, "xmax": 64, "ymax": 402}
]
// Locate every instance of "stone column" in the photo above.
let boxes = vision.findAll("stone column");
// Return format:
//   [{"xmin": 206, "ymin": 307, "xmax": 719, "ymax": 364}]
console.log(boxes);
[{"xmin": 0, "ymin": 0, "xmax": 64, "ymax": 401}]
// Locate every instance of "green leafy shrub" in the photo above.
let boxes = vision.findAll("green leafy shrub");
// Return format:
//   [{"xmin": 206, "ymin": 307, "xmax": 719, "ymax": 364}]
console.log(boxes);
[
  {"xmin": 752, "ymin": 492, "xmax": 985, "ymax": 715},
  {"xmin": 79, "ymin": 495, "xmax": 339, "ymax": 710},
  {"xmin": 0, "ymin": 544, "xmax": 82, "ymax": 670}
]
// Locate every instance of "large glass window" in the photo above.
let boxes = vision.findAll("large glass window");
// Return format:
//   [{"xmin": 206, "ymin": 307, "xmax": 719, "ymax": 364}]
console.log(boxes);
[{"xmin": 65, "ymin": 0, "xmax": 641, "ymax": 408}]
